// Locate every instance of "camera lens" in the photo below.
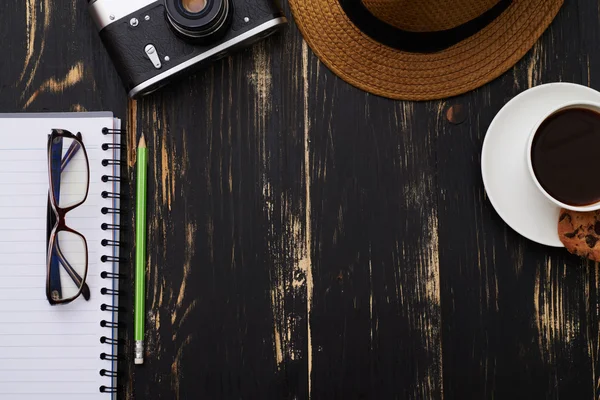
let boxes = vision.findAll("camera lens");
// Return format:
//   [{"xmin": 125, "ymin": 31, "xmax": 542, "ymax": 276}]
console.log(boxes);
[
  {"xmin": 165, "ymin": 0, "xmax": 232, "ymax": 43},
  {"xmin": 181, "ymin": 0, "xmax": 207, "ymax": 13}
]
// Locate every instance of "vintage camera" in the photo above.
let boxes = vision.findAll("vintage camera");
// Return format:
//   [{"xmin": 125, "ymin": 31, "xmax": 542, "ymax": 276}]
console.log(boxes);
[{"xmin": 89, "ymin": 0, "xmax": 286, "ymax": 98}]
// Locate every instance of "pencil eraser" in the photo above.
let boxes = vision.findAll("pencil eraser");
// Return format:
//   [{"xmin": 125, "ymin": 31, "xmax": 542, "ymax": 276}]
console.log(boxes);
[{"xmin": 135, "ymin": 341, "xmax": 144, "ymax": 365}]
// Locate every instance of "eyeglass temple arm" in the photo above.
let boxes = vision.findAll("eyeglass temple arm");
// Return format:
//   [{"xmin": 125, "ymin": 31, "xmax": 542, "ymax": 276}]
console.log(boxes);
[
  {"xmin": 60, "ymin": 133, "xmax": 82, "ymax": 172},
  {"xmin": 48, "ymin": 137, "xmax": 63, "ymax": 298}
]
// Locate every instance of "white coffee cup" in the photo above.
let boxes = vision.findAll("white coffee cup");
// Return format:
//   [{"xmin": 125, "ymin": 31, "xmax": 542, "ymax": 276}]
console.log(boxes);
[{"xmin": 526, "ymin": 100, "xmax": 600, "ymax": 212}]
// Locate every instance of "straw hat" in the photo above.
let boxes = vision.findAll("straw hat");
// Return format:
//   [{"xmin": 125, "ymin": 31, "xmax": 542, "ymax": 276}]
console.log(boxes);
[{"xmin": 289, "ymin": 0, "xmax": 563, "ymax": 100}]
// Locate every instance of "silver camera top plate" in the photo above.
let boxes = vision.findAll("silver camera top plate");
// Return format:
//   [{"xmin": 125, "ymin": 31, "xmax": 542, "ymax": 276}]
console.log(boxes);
[{"xmin": 89, "ymin": 0, "xmax": 158, "ymax": 30}]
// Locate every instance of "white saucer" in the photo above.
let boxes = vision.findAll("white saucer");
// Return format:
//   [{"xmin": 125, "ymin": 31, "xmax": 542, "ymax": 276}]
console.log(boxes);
[{"xmin": 481, "ymin": 83, "xmax": 600, "ymax": 247}]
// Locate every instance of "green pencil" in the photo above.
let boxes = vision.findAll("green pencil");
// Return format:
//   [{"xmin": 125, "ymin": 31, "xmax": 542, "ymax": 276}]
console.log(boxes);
[{"xmin": 134, "ymin": 134, "xmax": 148, "ymax": 365}]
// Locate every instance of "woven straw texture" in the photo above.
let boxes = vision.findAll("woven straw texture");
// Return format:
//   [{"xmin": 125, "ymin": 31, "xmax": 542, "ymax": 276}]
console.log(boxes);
[{"xmin": 289, "ymin": 0, "xmax": 563, "ymax": 100}]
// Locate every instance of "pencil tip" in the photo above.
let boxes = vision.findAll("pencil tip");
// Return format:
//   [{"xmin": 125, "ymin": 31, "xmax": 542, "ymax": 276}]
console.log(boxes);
[{"xmin": 139, "ymin": 134, "xmax": 146, "ymax": 148}]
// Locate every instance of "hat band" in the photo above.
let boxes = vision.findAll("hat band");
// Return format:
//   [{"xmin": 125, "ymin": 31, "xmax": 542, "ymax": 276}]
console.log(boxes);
[{"xmin": 339, "ymin": 0, "xmax": 512, "ymax": 53}]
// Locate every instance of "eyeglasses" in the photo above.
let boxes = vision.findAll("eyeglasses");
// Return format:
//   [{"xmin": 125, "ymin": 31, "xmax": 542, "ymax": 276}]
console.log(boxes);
[{"xmin": 46, "ymin": 129, "xmax": 91, "ymax": 305}]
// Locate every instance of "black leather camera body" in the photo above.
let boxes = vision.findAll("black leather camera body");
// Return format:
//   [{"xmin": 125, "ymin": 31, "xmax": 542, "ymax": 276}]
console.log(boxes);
[{"xmin": 89, "ymin": 0, "xmax": 286, "ymax": 98}]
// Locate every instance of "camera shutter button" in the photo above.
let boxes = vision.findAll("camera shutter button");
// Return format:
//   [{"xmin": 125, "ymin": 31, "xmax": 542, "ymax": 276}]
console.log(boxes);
[{"xmin": 144, "ymin": 45, "xmax": 162, "ymax": 69}]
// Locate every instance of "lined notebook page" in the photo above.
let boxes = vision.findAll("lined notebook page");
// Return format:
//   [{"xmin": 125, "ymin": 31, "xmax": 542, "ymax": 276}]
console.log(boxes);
[{"xmin": 0, "ymin": 114, "xmax": 119, "ymax": 400}]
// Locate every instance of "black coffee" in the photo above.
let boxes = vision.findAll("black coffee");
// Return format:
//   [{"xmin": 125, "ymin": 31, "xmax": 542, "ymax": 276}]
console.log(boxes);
[{"xmin": 531, "ymin": 107, "xmax": 600, "ymax": 206}]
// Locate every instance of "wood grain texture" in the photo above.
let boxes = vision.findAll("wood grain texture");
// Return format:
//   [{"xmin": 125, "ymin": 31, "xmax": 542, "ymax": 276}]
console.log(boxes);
[{"xmin": 2, "ymin": 0, "xmax": 600, "ymax": 399}]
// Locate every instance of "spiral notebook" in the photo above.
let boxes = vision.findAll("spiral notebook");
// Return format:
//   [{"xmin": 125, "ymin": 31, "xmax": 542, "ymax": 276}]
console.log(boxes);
[{"xmin": 0, "ymin": 113, "xmax": 122, "ymax": 399}]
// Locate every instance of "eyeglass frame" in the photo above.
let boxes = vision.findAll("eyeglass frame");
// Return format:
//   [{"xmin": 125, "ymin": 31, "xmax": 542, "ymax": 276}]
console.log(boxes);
[{"xmin": 46, "ymin": 129, "xmax": 91, "ymax": 305}]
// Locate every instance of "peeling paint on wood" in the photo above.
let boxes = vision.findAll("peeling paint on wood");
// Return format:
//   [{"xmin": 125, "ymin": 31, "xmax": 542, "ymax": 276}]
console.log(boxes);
[
  {"xmin": 24, "ymin": 61, "xmax": 84, "ymax": 108},
  {"xmin": 301, "ymin": 39, "xmax": 314, "ymax": 399}
]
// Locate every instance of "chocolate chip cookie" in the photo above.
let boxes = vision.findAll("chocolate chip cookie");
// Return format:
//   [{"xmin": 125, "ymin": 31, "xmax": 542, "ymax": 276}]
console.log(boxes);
[{"xmin": 558, "ymin": 209, "xmax": 600, "ymax": 261}]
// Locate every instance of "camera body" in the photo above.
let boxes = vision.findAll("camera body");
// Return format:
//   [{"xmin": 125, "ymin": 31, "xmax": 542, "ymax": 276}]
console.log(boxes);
[{"xmin": 89, "ymin": 0, "xmax": 286, "ymax": 98}]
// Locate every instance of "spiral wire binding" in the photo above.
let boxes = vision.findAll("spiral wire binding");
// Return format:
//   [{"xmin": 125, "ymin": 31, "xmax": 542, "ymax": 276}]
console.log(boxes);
[
  {"xmin": 102, "ymin": 191, "xmax": 121, "ymax": 200},
  {"xmin": 102, "ymin": 175, "xmax": 121, "ymax": 183},
  {"xmin": 99, "ymin": 126, "xmax": 124, "ymax": 395}
]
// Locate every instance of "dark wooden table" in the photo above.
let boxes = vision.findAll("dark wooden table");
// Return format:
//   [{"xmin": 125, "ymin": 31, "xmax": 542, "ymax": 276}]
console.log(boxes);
[{"xmin": 3, "ymin": 0, "xmax": 600, "ymax": 398}]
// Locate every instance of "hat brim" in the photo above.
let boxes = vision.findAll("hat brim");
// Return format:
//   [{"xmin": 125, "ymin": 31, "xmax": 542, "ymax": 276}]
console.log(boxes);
[{"xmin": 289, "ymin": 0, "xmax": 563, "ymax": 100}]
